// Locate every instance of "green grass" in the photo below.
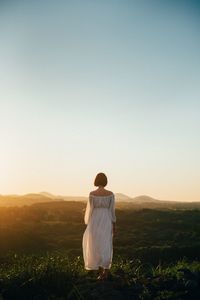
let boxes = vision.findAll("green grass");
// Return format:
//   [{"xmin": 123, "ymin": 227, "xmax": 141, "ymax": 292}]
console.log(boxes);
[{"xmin": 0, "ymin": 251, "xmax": 200, "ymax": 299}]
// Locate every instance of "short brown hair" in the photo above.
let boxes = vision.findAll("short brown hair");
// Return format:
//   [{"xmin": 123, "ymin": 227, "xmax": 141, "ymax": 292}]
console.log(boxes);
[{"xmin": 94, "ymin": 172, "xmax": 108, "ymax": 187}]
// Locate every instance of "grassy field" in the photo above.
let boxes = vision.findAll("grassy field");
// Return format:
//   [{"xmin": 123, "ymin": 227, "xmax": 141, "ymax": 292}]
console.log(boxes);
[
  {"xmin": 0, "ymin": 251, "xmax": 200, "ymax": 299},
  {"xmin": 1, "ymin": 201, "xmax": 200, "ymax": 299}
]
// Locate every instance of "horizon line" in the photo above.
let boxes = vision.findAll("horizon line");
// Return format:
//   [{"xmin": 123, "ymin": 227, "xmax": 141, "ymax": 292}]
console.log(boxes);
[{"xmin": 0, "ymin": 191, "xmax": 199, "ymax": 203}]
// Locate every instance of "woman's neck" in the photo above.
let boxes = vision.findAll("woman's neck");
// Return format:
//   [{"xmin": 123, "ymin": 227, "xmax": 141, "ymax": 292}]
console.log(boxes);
[{"xmin": 97, "ymin": 186, "xmax": 104, "ymax": 190}]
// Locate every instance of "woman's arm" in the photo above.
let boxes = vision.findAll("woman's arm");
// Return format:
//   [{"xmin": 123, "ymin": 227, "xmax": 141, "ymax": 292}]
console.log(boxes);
[
  {"xmin": 112, "ymin": 222, "xmax": 116, "ymax": 236},
  {"xmin": 84, "ymin": 194, "xmax": 93, "ymax": 225},
  {"xmin": 110, "ymin": 194, "xmax": 116, "ymax": 222},
  {"xmin": 110, "ymin": 194, "xmax": 116, "ymax": 235}
]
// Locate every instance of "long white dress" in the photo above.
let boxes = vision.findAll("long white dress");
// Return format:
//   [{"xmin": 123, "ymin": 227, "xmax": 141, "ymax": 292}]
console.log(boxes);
[{"xmin": 82, "ymin": 193, "xmax": 116, "ymax": 270}]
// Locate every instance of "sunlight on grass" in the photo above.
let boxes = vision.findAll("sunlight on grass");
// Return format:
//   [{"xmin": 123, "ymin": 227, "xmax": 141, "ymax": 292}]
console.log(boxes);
[{"xmin": 0, "ymin": 251, "xmax": 200, "ymax": 299}]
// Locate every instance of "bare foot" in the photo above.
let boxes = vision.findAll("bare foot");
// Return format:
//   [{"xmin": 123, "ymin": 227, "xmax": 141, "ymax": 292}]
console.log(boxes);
[{"xmin": 101, "ymin": 270, "xmax": 109, "ymax": 280}]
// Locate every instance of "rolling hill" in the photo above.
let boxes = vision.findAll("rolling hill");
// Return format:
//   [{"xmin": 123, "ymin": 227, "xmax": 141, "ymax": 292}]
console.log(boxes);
[{"xmin": 0, "ymin": 192, "xmax": 200, "ymax": 209}]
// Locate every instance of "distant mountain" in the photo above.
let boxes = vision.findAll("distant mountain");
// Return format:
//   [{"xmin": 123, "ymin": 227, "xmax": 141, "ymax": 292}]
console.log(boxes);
[
  {"xmin": 0, "ymin": 193, "xmax": 89, "ymax": 207},
  {"xmin": 22, "ymin": 193, "xmax": 49, "ymax": 199},
  {"xmin": 114, "ymin": 194, "xmax": 161, "ymax": 203},
  {"xmin": 0, "ymin": 194, "xmax": 62, "ymax": 207},
  {"xmin": 115, "ymin": 193, "xmax": 132, "ymax": 201},
  {"xmin": 55, "ymin": 196, "xmax": 87, "ymax": 202},
  {"xmin": 40, "ymin": 192, "xmax": 56, "ymax": 199},
  {"xmin": 0, "ymin": 192, "xmax": 200, "ymax": 209},
  {"xmin": 40, "ymin": 192, "xmax": 87, "ymax": 202},
  {"xmin": 131, "ymin": 195, "xmax": 161, "ymax": 203}
]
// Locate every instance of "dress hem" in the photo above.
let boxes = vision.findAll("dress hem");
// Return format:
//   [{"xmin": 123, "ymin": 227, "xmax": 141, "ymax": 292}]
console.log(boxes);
[{"xmin": 85, "ymin": 265, "xmax": 111, "ymax": 270}]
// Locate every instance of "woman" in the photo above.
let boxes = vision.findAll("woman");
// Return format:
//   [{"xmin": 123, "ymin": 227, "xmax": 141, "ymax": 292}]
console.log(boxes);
[{"xmin": 82, "ymin": 172, "xmax": 116, "ymax": 280}]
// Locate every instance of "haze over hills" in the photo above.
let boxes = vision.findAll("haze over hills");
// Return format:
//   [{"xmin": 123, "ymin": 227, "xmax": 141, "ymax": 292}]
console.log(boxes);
[
  {"xmin": 0, "ymin": 192, "xmax": 88, "ymax": 207},
  {"xmin": 0, "ymin": 192, "xmax": 200, "ymax": 209},
  {"xmin": 0, "ymin": 192, "xmax": 157, "ymax": 205},
  {"xmin": 115, "ymin": 193, "xmax": 165, "ymax": 203},
  {"xmin": 132, "ymin": 195, "xmax": 160, "ymax": 203},
  {"xmin": 115, "ymin": 193, "xmax": 132, "ymax": 200}
]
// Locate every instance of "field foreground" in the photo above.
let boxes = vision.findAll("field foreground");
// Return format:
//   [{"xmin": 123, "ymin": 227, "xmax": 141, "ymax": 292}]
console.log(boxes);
[
  {"xmin": 1, "ymin": 203, "xmax": 200, "ymax": 299},
  {"xmin": 0, "ymin": 252, "xmax": 200, "ymax": 300}
]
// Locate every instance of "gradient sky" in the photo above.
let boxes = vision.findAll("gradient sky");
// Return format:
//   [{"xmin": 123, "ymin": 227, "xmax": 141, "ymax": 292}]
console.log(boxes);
[{"xmin": 0, "ymin": 0, "xmax": 200, "ymax": 201}]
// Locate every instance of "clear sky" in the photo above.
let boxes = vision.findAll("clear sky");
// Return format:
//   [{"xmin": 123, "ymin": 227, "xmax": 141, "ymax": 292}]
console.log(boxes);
[{"xmin": 0, "ymin": 0, "xmax": 200, "ymax": 201}]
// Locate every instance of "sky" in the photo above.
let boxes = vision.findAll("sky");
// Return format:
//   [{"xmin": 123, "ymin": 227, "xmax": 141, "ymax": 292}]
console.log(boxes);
[{"xmin": 0, "ymin": 0, "xmax": 200, "ymax": 201}]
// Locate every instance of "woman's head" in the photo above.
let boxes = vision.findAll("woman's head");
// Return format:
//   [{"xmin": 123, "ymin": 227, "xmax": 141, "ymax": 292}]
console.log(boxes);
[{"xmin": 94, "ymin": 172, "xmax": 108, "ymax": 187}]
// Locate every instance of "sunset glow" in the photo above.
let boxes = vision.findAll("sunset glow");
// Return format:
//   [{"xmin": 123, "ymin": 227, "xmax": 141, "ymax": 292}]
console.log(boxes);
[{"xmin": 0, "ymin": 1, "xmax": 200, "ymax": 201}]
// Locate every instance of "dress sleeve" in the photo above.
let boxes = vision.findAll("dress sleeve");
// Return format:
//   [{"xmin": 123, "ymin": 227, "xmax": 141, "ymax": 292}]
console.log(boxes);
[
  {"xmin": 84, "ymin": 194, "xmax": 93, "ymax": 225},
  {"xmin": 110, "ymin": 194, "xmax": 116, "ymax": 223}
]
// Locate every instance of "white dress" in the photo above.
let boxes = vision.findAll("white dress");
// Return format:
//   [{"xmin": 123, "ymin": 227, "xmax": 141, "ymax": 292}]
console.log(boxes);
[{"xmin": 82, "ymin": 193, "xmax": 116, "ymax": 270}]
